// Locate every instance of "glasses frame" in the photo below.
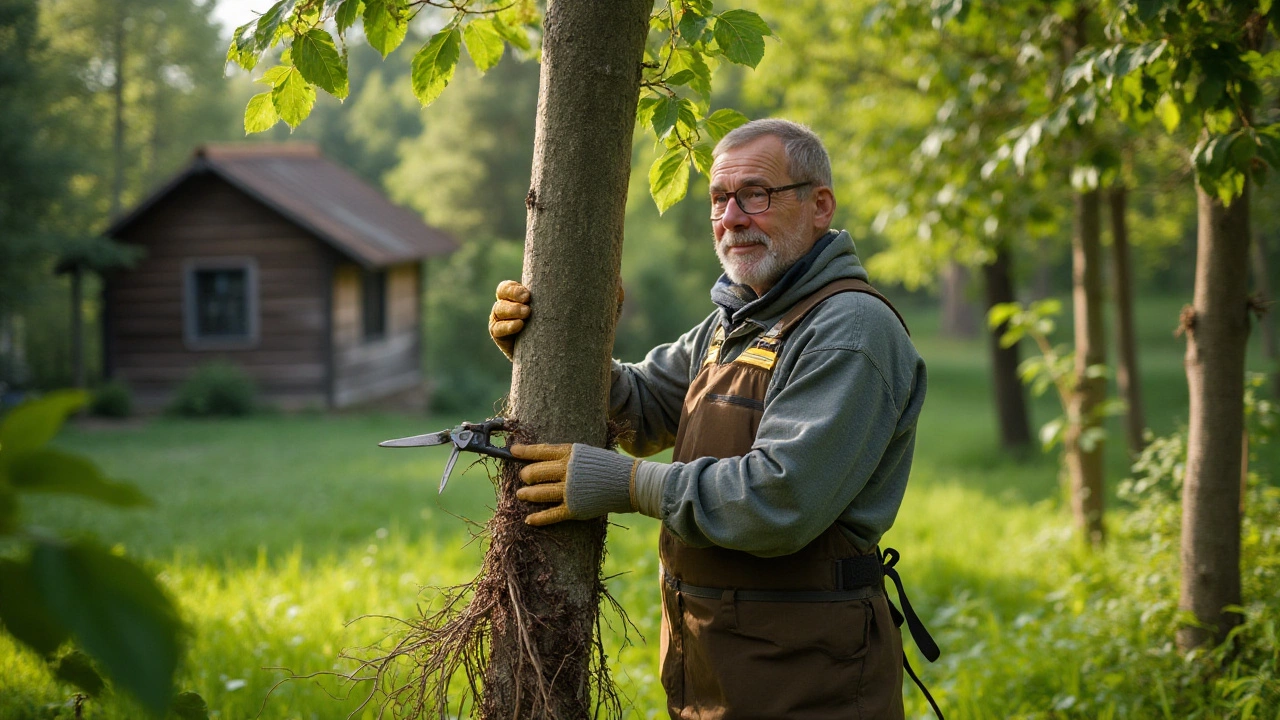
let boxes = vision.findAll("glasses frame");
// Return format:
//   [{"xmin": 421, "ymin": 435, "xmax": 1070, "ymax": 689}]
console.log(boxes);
[{"xmin": 710, "ymin": 181, "xmax": 813, "ymax": 220}]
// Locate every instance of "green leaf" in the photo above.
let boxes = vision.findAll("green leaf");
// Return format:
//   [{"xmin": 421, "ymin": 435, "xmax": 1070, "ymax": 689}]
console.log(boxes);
[
  {"xmin": 294, "ymin": 29, "xmax": 348, "ymax": 100},
  {"xmin": 491, "ymin": 14, "xmax": 530, "ymax": 52},
  {"xmin": 669, "ymin": 48, "xmax": 712, "ymax": 100},
  {"xmin": 1063, "ymin": 54, "xmax": 1094, "ymax": 91},
  {"xmin": 33, "ymin": 539, "xmax": 182, "ymax": 717},
  {"xmin": 636, "ymin": 96, "xmax": 660, "ymax": 130},
  {"xmin": 335, "ymin": 0, "xmax": 363, "ymax": 34},
  {"xmin": 1155, "ymin": 94, "xmax": 1181, "ymax": 133},
  {"xmin": 678, "ymin": 7, "xmax": 709, "ymax": 43},
  {"xmin": 987, "ymin": 302, "xmax": 1021, "ymax": 329},
  {"xmin": 649, "ymin": 145, "xmax": 692, "ymax": 214},
  {"xmin": 227, "ymin": 21, "xmax": 259, "ymax": 71},
  {"xmin": 0, "ymin": 391, "xmax": 88, "ymax": 456},
  {"xmin": 253, "ymin": 0, "xmax": 293, "ymax": 50},
  {"xmin": 651, "ymin": 95, "xmax": 681, "ymax": 139},
  {"xmin": 256, "ymin": 64, "xmax": 291, "ymax": 86},
  {"xmin": 692, "ymin": 143, "xmax": 714, "ymax": 176},
  {"xmin": 464, "ymin": 18, "xmax": 505, "ymax": 74},
  {"xmin": 170, "ymin": 691, "xmax": 210, "ymax": 720},
  {"xmin": 7, "ymin": 449, "xmax": 150, "ymax": 507},
  {"xmin": 363, "ymin": 0, "xmax": 408, "ymax": 57},
  {"xmin": 0, "ymin": 558, "xmax": 70, "ymax": 656},
  {"xmin": 53, "ymin": 650, "xmax": 106, "ymax": 697},
  {"xmin": 244, "ymin": 91, "xmax": 279, "ymax": 134},
  {"xmin": 411, "ymin": 28, "xmax": 462, "ymax": 107},
  {"xmin": 704, "ymin": 108, "xmax": 749, "ymax": 143},
  {"xmin": 271, "ymin": 66, "xmax": 316, "ymax": 129},
  {"xmin": 1040, "ymin": 417, "xmax": 1066, "ymax": 450},
  {"xmin": 712, "ymin": 9, "xmax": 770, "ymax": 69}
]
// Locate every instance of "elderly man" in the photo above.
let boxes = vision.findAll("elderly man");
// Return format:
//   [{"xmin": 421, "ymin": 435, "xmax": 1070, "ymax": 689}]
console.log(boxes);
[{"xmin": 490, "ymin": 119, "xmax": 936, "ymax": 720}]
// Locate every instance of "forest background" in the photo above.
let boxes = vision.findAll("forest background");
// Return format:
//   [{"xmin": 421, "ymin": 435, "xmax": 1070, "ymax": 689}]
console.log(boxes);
[{"xmin": 2, "ymin": 0, "xmax": 1280, "ymax": 717}]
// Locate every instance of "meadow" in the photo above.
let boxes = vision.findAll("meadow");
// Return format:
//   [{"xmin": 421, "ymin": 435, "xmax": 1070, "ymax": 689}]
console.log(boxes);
[{"xmin": 3, "ymin": 295, "xmax": 1278, "ymax": 719}]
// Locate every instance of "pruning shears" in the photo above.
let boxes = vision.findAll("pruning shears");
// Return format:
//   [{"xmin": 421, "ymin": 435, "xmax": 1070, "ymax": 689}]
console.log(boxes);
[{"xmin": 379, "ymin": 417, "xmax": 514, "ymax": 494}]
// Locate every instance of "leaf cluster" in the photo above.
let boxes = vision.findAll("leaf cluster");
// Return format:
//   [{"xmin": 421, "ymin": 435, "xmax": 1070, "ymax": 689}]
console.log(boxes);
[
  {"xmin": 1012, "ymin": 0, "xmax": 1280, "ymax": 204},
  {"xmin": 230, "ymin": 0, "xmax": 539, "ymax": 133},
  {"xmin": 0, "ymin": 392, "xmax": 187, "ymax": 717}
]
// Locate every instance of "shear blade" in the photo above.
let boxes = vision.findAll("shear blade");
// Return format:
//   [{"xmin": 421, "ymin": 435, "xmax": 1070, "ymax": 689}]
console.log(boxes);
[
  {"xmin": 379, "ymin": 430, "xmax": 450, "ymax": 448},
  {"xmin": 439, "ymin": 447, "xmax": 461, "ymax": 494}
]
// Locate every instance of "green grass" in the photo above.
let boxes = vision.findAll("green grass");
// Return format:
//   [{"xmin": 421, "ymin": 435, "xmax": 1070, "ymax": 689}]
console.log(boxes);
[{"xmin": 2, "ymin": 294, "xmax": 1277, "ymax": 719}]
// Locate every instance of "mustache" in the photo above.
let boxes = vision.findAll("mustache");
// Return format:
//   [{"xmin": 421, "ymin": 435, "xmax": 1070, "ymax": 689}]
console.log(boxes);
[{"xmin": 718, "ymin": 229, "xmax": 772, "ymax": 249}]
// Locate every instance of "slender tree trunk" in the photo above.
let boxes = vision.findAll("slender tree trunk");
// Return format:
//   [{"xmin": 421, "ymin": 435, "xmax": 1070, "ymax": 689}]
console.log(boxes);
[
  {"xmin": 1252, "ymin": 229, "xmax": 1278, "ymax": 398},
  {"xmin": 982, "ymin": 245, "xmax": 1032, "ymax": 449},
  {"xmin": 1177, "ymin": 183, "xmax": 1251, "ymax": 652},
  {"xmin": 1109, "ymin": 185, "xmax": 1145, "ymax": 454},
  {"xmin": 484, "ymin": 1, "xmax": 649, "ymax": 716},
  {"xmin": 940, "ymin": 260, "xmax": 978, "ymax": 339},
  {"xmin": 1067, "ymin": 188, "xmax": 1107, "ymax": 547},
  {"xmin": 70, "ymin": 267, "xmax": 84, "ymax": 389}
]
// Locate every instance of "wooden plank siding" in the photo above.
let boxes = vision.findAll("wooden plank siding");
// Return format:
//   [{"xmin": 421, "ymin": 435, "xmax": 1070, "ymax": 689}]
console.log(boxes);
[
  {"xmin": 331, "ymin": 262, "xmax": 422, "ymax": 407},
  {"xmin": 105, "ymin": 173, "xmax": 335, "ymax": 410}
]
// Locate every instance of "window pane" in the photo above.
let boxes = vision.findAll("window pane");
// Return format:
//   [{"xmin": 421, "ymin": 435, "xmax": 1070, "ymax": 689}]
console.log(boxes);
[
  {"xmin": 195, "ymin": 269, "xmax": 248, "ymax": 338},
  {"xmin": 362, "ymin": 270, "xmax": 387, "ymax": 340}
]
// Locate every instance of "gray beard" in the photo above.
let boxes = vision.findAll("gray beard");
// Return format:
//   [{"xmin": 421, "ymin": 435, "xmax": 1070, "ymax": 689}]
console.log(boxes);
[{"xmin": 715, "ymin": 226, "xmax": 806, "ymax": 291}]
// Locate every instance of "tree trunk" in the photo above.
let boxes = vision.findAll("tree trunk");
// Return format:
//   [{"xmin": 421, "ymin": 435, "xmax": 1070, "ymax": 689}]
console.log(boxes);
[
  {"xmin": 1252, "ymin": 228, "xmax": 1278, "ymax": 399},
  {"xmin": 940, "ymin": 260, "xmax": 979, "ymax": 339},
  {"xmin": 111, "ymin": 9, "xmax": 125, "ymax": 220},
  {"xmin": 484, "ymin": 1, "xmax": 649, "ymax": 717},
  {"xmin": 982, "ymin": 246, "xmax": 1032, "ymax": 449},
  {"xmin": 1067, "ymin": 189, "xmax": 1106, "ymax": 547},
  {"xmin": 70, "ymin": 267, "xmax": 84, "ymax": 389},
  {"xmin": 1177, "ymin": 183, "xmax": 1250, "ymax": 652},
  {"xmin": 1109, "ymin": 185, "xmax": 1145, "ymax": 454}
]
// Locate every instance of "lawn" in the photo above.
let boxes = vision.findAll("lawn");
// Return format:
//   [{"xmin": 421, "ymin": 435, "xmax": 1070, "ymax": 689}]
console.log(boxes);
[{"xmin": 3, "ymin": 295, "xmax": 1277, "ymax": 719}]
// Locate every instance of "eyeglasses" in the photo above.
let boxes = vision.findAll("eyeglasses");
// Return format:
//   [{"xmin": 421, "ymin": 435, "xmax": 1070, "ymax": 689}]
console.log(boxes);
[{"xmin": 710, "ymin": 182, "xmax": 812, "ymax": 220}]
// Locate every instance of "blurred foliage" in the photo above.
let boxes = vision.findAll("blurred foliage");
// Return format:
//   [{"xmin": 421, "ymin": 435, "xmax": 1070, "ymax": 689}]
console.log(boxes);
[
  {"xmin": 167, "ymin": 362, "xmax": 258, "ymax": 418},
  {"xmin": 0, "ymin": 391, "xmax": 185, "ymax": 716},
  {"xmin": 90, "ymin": 380, "xmax": 134, "ymax": 419}
]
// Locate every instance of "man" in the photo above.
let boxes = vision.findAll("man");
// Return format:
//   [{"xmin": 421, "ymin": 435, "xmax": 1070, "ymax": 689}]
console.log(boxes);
[{"xmin": 490, "ymin": 119, "xmax": 933, "ymax": 719}]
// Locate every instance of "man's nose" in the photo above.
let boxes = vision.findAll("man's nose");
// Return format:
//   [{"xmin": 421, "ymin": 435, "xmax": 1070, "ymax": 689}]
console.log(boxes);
[{"xmin": 719, "ymin": 195, "xmax": 752, "ymax": 231}]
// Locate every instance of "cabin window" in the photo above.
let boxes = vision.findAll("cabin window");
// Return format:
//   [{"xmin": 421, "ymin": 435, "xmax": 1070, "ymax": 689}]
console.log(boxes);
[
  {"xmin": 183, "ymin": 258, "xmax": 259, "ymax": 349},
  {"xmin": 362, "ymin": 269, "xmax": 388, "ymax": 341}
]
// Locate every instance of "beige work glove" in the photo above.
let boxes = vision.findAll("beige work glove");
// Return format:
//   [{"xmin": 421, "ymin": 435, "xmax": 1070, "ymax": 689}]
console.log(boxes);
[
  {"xmin": 511, "ymin": 443, "xmax": 640, "ymax": 526},
  {"xmin": 487, "ymin": 280, "xmax": 625, "ymax": 362},
  {"xmin": 489, "ymin": 280, "xmax": 531, "ymax": 361}
]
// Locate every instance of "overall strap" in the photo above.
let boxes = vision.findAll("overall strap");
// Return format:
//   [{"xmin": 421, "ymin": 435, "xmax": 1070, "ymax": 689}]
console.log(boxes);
[{"xmin": 734, "ymin": 278, "xmax": 909, "ymax": 372}]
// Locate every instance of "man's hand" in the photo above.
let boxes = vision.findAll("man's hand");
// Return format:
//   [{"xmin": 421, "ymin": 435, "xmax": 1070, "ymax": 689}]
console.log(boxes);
[
  {"xmin": 489, "ymin": 280, "xmax": 531, "ymax": 361},
  {"xmin": 488, "ymin": 279, "xmax": 625, "ymax": 362},
  {"xmin": 511, "ymin": 443, "xmax": 639, "ymax": 526}
]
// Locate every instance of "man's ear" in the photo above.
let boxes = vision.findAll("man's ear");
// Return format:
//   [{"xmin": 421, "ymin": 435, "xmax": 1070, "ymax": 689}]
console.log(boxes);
[{"xmin": 811, "ymin": 186, "xmax": 836, "ymax": 232}]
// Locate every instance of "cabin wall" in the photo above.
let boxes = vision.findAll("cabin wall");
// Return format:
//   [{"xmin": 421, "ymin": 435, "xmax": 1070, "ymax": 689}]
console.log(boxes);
[
  {"xmin": 331, "ymin": 261, "xmax": 422, "ymax": 407},
  {"xmin": 106, "ymin": 173, "xmax": 333, "ymax": 410}
]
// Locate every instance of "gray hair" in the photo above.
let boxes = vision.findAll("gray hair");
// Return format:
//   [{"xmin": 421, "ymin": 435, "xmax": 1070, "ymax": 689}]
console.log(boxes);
[{"xmin": 713, "ymin": 119, "xmax": 833, "ymax": 195}]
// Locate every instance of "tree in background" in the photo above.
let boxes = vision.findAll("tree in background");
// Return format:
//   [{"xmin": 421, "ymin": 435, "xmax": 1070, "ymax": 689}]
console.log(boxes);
[{"xmin": 1042, "ymin": 0, "xmax": 1278, "ymax": 650}]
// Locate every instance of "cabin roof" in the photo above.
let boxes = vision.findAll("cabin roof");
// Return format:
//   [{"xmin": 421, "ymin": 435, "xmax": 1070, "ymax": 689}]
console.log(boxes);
[{"xmin": 107, "ymin": 143, "xmax": 456, "ymax": 267}]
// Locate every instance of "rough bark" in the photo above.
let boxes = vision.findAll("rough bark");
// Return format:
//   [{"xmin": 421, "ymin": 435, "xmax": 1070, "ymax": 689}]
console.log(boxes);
[
  {"xmin": 484, "ymin": 1, "xmax": 650, "ymax": 717},
  {"xmin": 1067, "ymin": 188, "xmax": 1107, "ymax": 547},
  {"xmin": 1177, "ymin": 184, "xmax": 1250, "ymax": 652},
  {"xmin": 1108, "ymin": 185, "xmax": 1145, "ymax": 454},
  {"xmin": 940, "ymin": 260, "xmax": 979, "ymax": 339},
  {"xmin": 981, "ymin": 246, "xmax": 1032, "ymax": 449}
]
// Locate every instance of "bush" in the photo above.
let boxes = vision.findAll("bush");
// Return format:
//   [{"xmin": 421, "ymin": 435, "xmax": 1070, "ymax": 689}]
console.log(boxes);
[
  {"xmin": 90, "ymin": 380, "xmax": 133, "ymax": 418},
  {"xmin": 167, "ymin": 361, "xmax": 257, "ymax": 417}
]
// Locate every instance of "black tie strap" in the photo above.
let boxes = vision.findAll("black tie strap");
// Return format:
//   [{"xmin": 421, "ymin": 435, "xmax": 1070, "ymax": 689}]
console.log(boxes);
[{"xmin": 880, "ymin": 547, "xmax": 945, "ymax": 719}]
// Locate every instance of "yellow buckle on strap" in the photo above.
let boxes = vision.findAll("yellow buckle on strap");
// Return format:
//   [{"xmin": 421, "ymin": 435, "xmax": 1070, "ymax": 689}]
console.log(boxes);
[{"xmin": 703, "ymin": 326, "xmax": 726, "ymax": 366}]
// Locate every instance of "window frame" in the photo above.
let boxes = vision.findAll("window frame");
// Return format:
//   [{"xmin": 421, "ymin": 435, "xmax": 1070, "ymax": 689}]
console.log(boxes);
[{"xmin": 183, "ymin": 257, "xmax": 260, "ymax": 350}]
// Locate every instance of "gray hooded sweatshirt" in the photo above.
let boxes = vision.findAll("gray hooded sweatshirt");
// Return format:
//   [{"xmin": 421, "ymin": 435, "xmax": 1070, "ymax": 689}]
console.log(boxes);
[{"xmin": 608, "ymin": 230, "xmax": 927, "ymax": 557}]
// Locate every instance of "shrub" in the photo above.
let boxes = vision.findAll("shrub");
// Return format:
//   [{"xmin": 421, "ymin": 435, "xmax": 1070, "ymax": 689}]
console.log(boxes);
[
  {"xmin": 90, "ymin": 379, "xmax": 133, "ymax": 418},
  {"xmin": 167, "ymin": 361, "xmax": 257, "ymax": 417}
]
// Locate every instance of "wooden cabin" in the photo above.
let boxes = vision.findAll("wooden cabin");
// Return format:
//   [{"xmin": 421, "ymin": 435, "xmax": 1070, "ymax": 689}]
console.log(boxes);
[{"xmin": 102, "ymin": 144, "xmax": 456, "ymax": 410}]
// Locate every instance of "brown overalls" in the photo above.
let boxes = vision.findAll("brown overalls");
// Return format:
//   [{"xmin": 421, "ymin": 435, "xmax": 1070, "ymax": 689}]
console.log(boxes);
[{"xmin": 659, "ymin": 278, "xmax": 927, "ymax": 720}]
